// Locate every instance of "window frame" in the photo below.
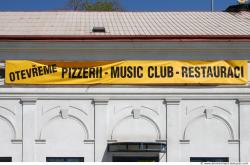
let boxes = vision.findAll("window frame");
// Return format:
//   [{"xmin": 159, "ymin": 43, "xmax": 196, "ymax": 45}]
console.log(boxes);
[
  {"xmin": 0, "ymin": 157, "xmax": 12, "ymax": 162},
  {"xmin": 190, "ymin": 157, "xmax": 229, "ymax": 162},
  {"xmin": 46, "ymin": 157, "xmax": 84, "ymax": 162}
]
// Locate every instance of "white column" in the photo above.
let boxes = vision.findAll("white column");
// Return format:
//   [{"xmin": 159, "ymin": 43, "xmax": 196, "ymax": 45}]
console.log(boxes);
[
  {"xmin": 93, "ymin": 98, "xmax": 109, "ymax": 162},
  {"xmin": 164, "ymin": 98, "xmax": 181, "ymax": 162},
  {"xmin": 20, "ymin": 98, "xmax": 37, "ymax": 162},
  {"xmin": 237, "ymin": 99, "xmax": 250, "ymax": 162}
]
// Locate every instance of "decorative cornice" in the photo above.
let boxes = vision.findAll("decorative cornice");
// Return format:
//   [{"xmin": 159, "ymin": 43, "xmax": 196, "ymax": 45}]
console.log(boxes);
[
  {"xmin": 35, "ymin": 139, "xmax": 46, "ymax": 144},
  {"xmin": 179, "ymin": 139, "xmax": 190, "ymax": 144},
  {"xmin": 11, "ymin": 139, "xmax": 23, "ymax": 144},
  {"xmin": 92, "ymin": 98, "xmax": 109, "ymax": 105},
  {"xmin": 84, "ymin": 139, "xmax": 95, "ymax": 144},
  {"xmin": 20, "ymin": 98, "xmax": 37, "ymax": 105},
  {"xmin": 1, "ymin": 87, "xmax": 250, "ymax": 94},
  {"xmin": 236, "ymin": 99, "xmax": 250, "ymax": 105},
  {"xmin": 107, "ymin": 139, "xmax": 117, "ymax": 143},
  {"xmin": 163, "ymin": 98, "xmax": 181, "ymax": 105},
  {"xmin": 156, "ymin": 139, "xmax": 167, "ymax": 143},
  {"xmin": 228, "ymin": 139, "xmax": 240, "ymax": 144}
]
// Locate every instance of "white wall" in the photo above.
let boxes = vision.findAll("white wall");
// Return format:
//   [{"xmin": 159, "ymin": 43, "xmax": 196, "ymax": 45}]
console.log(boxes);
[
  {"xmin": 179, "ymin": 100, "xmax": 239, "ymax": 162},
  {"xmin": 0, "ymin": 100, "xmax": 22, "ymax": 162},
  {"xmin": 34, "ymin": 100, "xmax": 94, "ymax": 162},
  {"xmin": 104, "ymin": 100, "xmax": 167, "ymax": 162},
  {"xmin": 0, "ymin": 87, "xmax": 249, "ymax": 162}
]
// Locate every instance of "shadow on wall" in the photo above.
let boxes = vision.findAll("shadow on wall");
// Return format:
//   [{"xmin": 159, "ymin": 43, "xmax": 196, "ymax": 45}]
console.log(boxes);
[{"xmin": 102, "ymin": 147, "xmax": 112, "ymax": 162}]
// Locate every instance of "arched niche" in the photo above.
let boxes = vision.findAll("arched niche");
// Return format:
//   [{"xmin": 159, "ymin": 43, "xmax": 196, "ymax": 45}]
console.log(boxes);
[
  {"xmin": 183, "ymin": 115, "xmax": 234, "ymax": 143},
  {"xmin": 111, "ymin": 115, "xmax": 161, "ymax": 142},
  {"xmin": 0, "ymin": 115, "xmax": 16, "ymax": 141},
  {"xmin": 40, "ymin": 115, "xmax": 89, "ymax": 142}
]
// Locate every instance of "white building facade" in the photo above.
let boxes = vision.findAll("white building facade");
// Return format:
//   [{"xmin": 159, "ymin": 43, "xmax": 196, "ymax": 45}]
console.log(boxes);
[{"xmin": 0, "ymin": 11, "xmax": 250, "ymax": 162}]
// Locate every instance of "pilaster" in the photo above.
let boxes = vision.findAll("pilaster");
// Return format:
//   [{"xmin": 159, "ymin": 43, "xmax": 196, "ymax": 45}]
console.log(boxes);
[
  {"xmin": 93, "ymin": 98, "xmax": 109, "ymax": 162},
  {"xmin": 20, "ymin": 98, "xmax": 37, "ymax": 162},
  {"xmin": 236, "ymin": 98, "xmax": 250, "ymax": 162},
  {"xmin": 164, "ymin": 98, "xmax": 181, "ymax": 162}
]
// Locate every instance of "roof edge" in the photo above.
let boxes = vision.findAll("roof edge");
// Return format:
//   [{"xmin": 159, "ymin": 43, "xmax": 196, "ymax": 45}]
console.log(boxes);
[{"xmin": 0, "ymin": 35, "xmax": 250, "ymax": 41}]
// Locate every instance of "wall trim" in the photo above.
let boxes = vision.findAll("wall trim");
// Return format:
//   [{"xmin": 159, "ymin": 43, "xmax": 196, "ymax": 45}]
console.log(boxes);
[{"xmin": 20, "ymin": 98, "xmax": 37, "ymax": 105}]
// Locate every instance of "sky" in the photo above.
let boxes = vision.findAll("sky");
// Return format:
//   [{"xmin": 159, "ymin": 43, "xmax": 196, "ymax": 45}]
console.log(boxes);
[{"xmin": 0, "ymin": 0, "xmax": 238, "ymax": 11}]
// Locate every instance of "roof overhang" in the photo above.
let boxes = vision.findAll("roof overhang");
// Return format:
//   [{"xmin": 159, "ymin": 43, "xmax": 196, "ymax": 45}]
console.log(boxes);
[{"xmin": 1, "ymin": 35, "xmax": 250, "ymax": 42}]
